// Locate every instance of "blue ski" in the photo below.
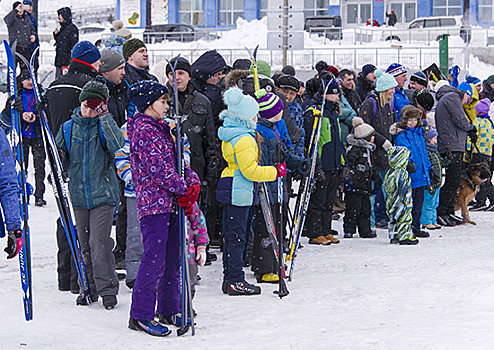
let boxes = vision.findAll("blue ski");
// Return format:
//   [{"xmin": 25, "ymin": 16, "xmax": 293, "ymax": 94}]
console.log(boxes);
[{"xmin": 4, "ymin": 39, "xmax": 33, "ymax": 321}]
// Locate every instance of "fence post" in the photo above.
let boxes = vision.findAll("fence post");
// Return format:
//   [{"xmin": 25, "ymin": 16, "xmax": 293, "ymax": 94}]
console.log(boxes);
[
  {"xmin": 312, "ymin": 49, "xmax": 314, "ymax": 68},
  {"xmin": 419, "ymin": 48, "xmax": 422, "ymax": 69},
  {"xmin": 376, "ymin": 48, "xmax": 378, "ymax": 67}
]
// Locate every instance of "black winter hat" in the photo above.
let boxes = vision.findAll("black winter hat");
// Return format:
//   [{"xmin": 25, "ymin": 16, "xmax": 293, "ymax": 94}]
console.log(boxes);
[
  {"xmin": 320, "ymin": 79, "xmax": 340, "ymax": 95},
  {"xmin": 232, "ymin": 58, "xmax": 251, "ymax": 71},
  {"xmin": 415, "ymin": 90, "xmax": 434, "ymax": 111},
  {"xmin": 281, "ymin": 65, "xmax": 296, "ymax": 76},
  {"xmin": 19, "ymin": 70, "xmax": 31, "ymax": 82},
  {"xmin": 315, "ymin": 60, "xmax": 328, "ymax": 73},
  {"xmin": 166, "ymin": 56, "xmax": 192, "ymax": 77},
  {"xmin": 275, "ymin": 75, "xmax": 300, "ymax": 92},
  {"xmin": 361, "ymin": 64, "xmax": 377, "ymax": 78},
  {"xmin": 79, "ymin": 76, "xmax": 109, "ymax": 103},
  {"xmin": 305, "ymin": 77, "xmax": 321, "ymax": 95},
  {"xmin": 191, "ymin": 50, "xmax": 227, "ymax": 82},
  {"xmin": 122, "ymin": 38, "xmax": 146, "ymax": 61},
  {"xmin": 127, "ymin": 80, "xmax": 169, "ymax": 113}
]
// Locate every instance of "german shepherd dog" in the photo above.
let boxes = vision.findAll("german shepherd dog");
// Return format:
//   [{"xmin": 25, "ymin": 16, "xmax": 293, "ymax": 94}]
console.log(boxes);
[{"xmin": 454, "ymin": 162, "xmax": 491, "ymax": 225}]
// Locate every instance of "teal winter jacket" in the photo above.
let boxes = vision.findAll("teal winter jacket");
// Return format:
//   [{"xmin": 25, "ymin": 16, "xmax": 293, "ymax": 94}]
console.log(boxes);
[{"xmin": 56, "ymin": 108, "xmax": 125, "ymax": 209}]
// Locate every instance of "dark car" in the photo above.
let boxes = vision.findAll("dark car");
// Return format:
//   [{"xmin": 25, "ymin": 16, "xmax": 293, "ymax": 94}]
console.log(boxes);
[
  {"xmin": 143, "ymin": 24, "xmax": 218, "ymax": 44},
  {"xmin": 304, "ymin": 15, "xmax": 342, "ymax": 40}
]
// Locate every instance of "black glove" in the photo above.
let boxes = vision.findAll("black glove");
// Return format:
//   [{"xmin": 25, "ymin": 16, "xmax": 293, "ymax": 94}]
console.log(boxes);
[
  {"xmin": 36, "ymin": 94, "xmax": 49, "ymax": 113},
  {"xmin": 314, "ymin": 166, "xmax": 326, "ymax": 182},
  {"xmin": 468, "ymin": 128, "xmax": 478, "ymax": 145},
  {"xmin": 426, "ymin": 184, "xmax": 436, "ymax": 195},
  {"xmin": 297, "ymin": 158, "xmax": 311, "ymax": 177},
  {"xmin": 291, "ymin": 171, "xmax": 303, "ymax": 181},
  {"xmin": 4, "ymin": 95, "xmax": 14, "ymax": 111},
  {"xmin": 445, "ymin": 145, "xmax": 452, "ymax": 161},
  {"xmin": 339, "ymin": 166, "xmax": 350, "ymax": 179},
  {"xmin": 407, "ymin": 161, "xmax": 416, "ymax": 173},
  {"xmin": 429, "ymin": 168, "xmax": 439, "ymax": 185},
  {"xmin": 12, "ymin": 96, "xmax": 23, "ymax": 113},
  {"xmin": 5, "ymin": 228, "xmax": 23, "ymax": 259}
]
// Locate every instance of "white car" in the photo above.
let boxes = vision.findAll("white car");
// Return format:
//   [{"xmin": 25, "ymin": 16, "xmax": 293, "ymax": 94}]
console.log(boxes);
[
  {"xmin": 381, "ymin": 16, "xmax": 463, "ymax": 42},
  {"xmin": 78, "ymin": 25, "xmax": 114, "ymax": 48}
]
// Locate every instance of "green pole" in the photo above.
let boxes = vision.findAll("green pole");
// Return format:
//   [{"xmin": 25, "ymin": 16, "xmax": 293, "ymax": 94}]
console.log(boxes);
[{"xmin": 439, "ymin": 34, "xmax": 449, "ymax": 77}]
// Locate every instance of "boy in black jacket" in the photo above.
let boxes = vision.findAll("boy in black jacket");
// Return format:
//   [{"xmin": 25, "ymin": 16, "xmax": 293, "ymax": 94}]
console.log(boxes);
[{"xmin": 343, "ymin": 117, "xmax": 381, "ymax": 238}]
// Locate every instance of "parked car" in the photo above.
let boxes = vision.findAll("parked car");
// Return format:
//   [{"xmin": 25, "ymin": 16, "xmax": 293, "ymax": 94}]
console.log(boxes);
[
  {"xmin": 143, "ymin": 24, "xmax": 218, "ymax": 44},
  {"xmin": 381, "ymin": 16, "xmax": 463, "ymax": 42},
  {"xmin": 79, "ymin": 25, "xmax": 114, "ymax": 48},
  {"xmin": 304, "ymin": 15, "xmax": 342, "ymax": 40}
]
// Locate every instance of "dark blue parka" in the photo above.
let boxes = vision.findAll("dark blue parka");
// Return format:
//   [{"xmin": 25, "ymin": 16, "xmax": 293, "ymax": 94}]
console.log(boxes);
[{"xmin": 257, "ymin": 117, "xmax": 306, "ymax": 203}]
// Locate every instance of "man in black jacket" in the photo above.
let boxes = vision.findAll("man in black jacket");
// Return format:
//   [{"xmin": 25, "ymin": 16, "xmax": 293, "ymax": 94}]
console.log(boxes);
[
  {"xmin": 166, "ymin": 57, "xmax": 217, "ymax": 190},
  {"xmin": 355, "ymin": 64, "xmax": 377, "ymax": 101},
  {"xmin": 44, "ymin": 41, "xmax": 101, "ymax": 293},
  {"xmin": 99, "ymin": 49, "xmax": 133, "ymax": 269},
  {"xmin": 54, "ymin": 7, "xmax": 78, "ymax": 79},
  {"xmin": 4, "ymin": 1, "xmax": 36, "ymax": 71},
  {"xmin": 339, "ymin": 69, "xmax": 362, "ymax": 113},
  {"xmin": 122, "ymin": 38, "xmax": 158, "ymax": 85}
]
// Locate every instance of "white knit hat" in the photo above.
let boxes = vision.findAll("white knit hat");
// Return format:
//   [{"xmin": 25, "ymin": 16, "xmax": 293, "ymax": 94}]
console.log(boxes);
[{"xmin": 352, "ymin": 117, "xmax": 374, "ymax": 139}]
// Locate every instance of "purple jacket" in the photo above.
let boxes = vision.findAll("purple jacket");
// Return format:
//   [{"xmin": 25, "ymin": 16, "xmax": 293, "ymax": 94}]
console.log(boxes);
[{"xmin": 127, "ymin": 113, "xmax": 200, "ymax": 220}]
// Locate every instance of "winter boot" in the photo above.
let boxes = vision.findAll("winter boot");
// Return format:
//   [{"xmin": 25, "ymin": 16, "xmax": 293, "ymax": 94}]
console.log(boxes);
[
  {"xmin": 102, "ymin": 295, "xmax": 117, "ymax": 310},
  {"xmin": 422, "ymin": 224, "xmax": 436, "ymax": 230},
  {"xmin": 343, "ymin": 232, "xmax": 354, "ymax": 238},
  {"xmin": 126, "ymin": 279, "xmax": 135, "ymax": 289},
  {"xmin": 449, "ymin": 214, "xmax": 468, "ymax": 225},
  {"xmin": 389, "ymin": 233, "xmax": 399, "ymax": 244},
  {"xmin": 76, "ymin": 293, "xmax": 98, "ymax": 306},
  {"xmin": 413, "ymin": 229, "xmax": 430, "ymax": 238},
  {"xmin": 324, "ymin": 233, "xmax": 340, "ymax": 244},
  {"xmin": 433, "ymin": 223, "xmax": 442, "ymax": 229},
  {"xmin": 157, "ymin": 313, "xmax": 191, "ymax": 327},
  {"xmin": 222, "ymin": 280, "xmax": 229, "ymax": 294},
  {"xmin": 308, "ymin": 236, "xmax": 332, "ymax": 245},
  {"xmin": 228, "ymin": 281, "xmax": 261, "ymax": 295},
  {"xmin": 35, "ymin": 197, "xmax": 46, "ymax": 207},
  {"xmin": 437, "ymin": 215, "xmax": 455, "ymax": 227},
  {"xmin": 374, "ymin": 220, "xmax": 388, "ymax": 229},
  {"xmin": 470, "ymin": 203, "xmax": 487, "ymax": 211},
  {"xmin": 399, "ymin": 232, "xmax": 419, "ymax": 245},
  {"xmin": 128, "ymin": 317, "xmax": 171, "ymax": 337},
  {"xmin": 256, "ymin": 273, "xmax": 279, "ymax": 284},
  {"xmin": 359, "ymin": 230, "xmax": 377, "ymax": 238}
]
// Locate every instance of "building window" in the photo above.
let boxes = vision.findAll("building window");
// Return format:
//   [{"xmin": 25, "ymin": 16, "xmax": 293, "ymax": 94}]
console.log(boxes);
[
  {"xmin": 260, "ymin": 0, "xmax": 268, "ymax": 19},
  {"xmin": 347, "ymin": 3, "xmax": 371, "ymax": 24},
  {"xmin": 179, "ymin": 0, "xmax": 203, "ymax": 25},
  {"xmin": 304, "ymin": 0, "xmax": 328, "ymax": 19},
  {"xmin": 219, "ymin": 0, "xmax": 244, "ymax": 26},
  {"xmin": 479, "ymin": 0, "xmax": 493, "ymax": 21},
  {"xmin": 432, "ymin": 0, "xmax": 462, "ymax": 16}
]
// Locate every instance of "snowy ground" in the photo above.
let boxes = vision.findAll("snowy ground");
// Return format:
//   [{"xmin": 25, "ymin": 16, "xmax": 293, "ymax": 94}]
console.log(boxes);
[{"xmin": 2, "ymin": 170, "xmax": 494, "ymax": 349}]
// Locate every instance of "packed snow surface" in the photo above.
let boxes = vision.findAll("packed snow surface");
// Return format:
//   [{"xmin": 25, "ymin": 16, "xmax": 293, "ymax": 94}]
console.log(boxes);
[{"xmin": 2, "ymin": 176, "xmax": 494, "ymax": 349}]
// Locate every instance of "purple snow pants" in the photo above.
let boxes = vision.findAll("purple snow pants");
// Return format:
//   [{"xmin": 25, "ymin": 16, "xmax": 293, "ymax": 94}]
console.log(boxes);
[{"xmin": 129, "ymin": 213, "xmax": 180, "ymax": 320}]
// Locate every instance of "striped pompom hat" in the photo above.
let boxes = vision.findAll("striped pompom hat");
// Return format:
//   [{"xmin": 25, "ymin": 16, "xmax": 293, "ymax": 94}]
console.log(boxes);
[{"xmin": 255, "ymin": 89, "xmax": 284, "ymax": 120}]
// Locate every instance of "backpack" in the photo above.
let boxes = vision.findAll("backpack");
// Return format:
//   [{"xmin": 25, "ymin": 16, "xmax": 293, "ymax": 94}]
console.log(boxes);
[
  {"xmin": 62, "ymin": 119, "xmax": 113, "ymax": 176},
  {"xmin": 366, "ymin": 96, "xmax": 395, "ymax": 121}
]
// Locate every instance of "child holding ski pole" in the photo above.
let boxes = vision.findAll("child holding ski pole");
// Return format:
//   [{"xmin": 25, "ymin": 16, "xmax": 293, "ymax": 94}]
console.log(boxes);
[
  {"xmin": 126, "ymin": 80, "xmax": 200, "ymax": 336},
  {"xmin": 217, "ymin": 86, "xmax": 285, "ymax": 296},
  {"xmin": 252, "ymin": 89, "xmax": 309, "ymax": 283}
]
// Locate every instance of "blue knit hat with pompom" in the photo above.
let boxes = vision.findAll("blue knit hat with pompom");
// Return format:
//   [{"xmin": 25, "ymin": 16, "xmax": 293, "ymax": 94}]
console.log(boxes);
[
  {"xmin": 127, "ymin": 80, "xmax": 169, "ymax": 113},
  {"xmin": 375, "ymin": 69, "xmax": 398, "ymax": 92},
  {"xmin": 220, "ymin": 87, "xmax": 259, "ymax": 129}
]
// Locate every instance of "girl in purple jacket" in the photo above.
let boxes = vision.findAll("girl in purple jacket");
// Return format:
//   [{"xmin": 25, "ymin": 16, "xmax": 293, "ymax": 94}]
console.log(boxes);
[{"xmin": 126, "ymin": 81, "xmax": 200, "ymax": 337}]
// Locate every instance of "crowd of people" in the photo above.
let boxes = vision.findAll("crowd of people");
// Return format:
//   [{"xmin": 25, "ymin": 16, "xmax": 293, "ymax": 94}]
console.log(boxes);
[{"xmin": 1, "ymin": 5, "xmax": 494, "ymax": 336}]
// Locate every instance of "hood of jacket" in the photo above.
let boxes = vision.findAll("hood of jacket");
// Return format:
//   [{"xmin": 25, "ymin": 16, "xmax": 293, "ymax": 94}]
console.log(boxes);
[
  {"xmin": 71, "ymin": 107, "xmax": 99, "ymax": 126},
  {"xmin": 218, "ymin": 110, "xmax": 256, "ymax": 142},
  {"xmin": 191, "ymin": 50, "xmax": 227, "ymax": 84},
  {"xmin": 347, "ymin": 133, "xmax": 376, "ymax": 151},
  {"xmin": 387, "ymin": 146, "xmax": 410, "ymax": 170},
  {"xmin": 436, "ymin": 84, "xmax": 463, "ymax": 101},
  {"xmin": 225, "ymin": 69, "xmax": 250, "ymax": 89},
  {"xmin": 58, "ymin": 7, "xmax": 72, "ymax": 23}
]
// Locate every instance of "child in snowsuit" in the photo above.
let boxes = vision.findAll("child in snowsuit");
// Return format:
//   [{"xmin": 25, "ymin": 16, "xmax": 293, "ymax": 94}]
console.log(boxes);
[
  {"xmin": 384, "ymin": 146, "xmax": 417, "ymax": 245},
  {"xmin": 216, "ymin": 87, "xmax": 283, "ymax": 296},
  {"xmin": 420, "ymin": 125, "xmax": 449, "ymax": 230},
  {"xmin": 391, "ymin": 106, "xmax": 432, "ymax": 238},
  {"xmin": 56, "ymin": 76, "xmax": 125, "ymax": 309},
  {"xmin": 343, "ymin": 117, "xmax": 381, "ymax": 238},
  {"xmin": 126, "ymin": 81, "xmax": 200, "ymax": 336},
  {"xmin": 467, "ymin": 98, "xmax": 494, "ymax": 211},
  {"xmin": 252, "ymin": 89, "xmax": 309, "ymax": 283}
]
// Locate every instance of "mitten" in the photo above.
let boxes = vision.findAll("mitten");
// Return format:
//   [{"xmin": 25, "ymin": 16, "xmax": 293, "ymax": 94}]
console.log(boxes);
[
  {"xmin": 12, "ymin": 96, "xmax": 24, "ymax": 113},
  {"xmin": 196, "ymin": 245, "xmax": 206, "ymax": 267},
  {"xmin": 177, "ymin": 183, "xmax": 201, "ymax": 209},
  {"xmin": 275, "ymin": 163, "xmax": 286, "ymax": 178},
  {"xmin": 407, "ymin": 161, "xmax": 416, "ymax": 173},
  {"xmin": 468, "ymin": 128, "xmax": 478, "ymax": 145},
  {"xmin": 5, "ymin": 228, "xmax": 23, "ymax": 259},
  {"xmin": 86, "ymin": 98, "xmax": 109, "ymax": 117},
  {"xmin": 297, "ymin": 158, "xmax": 311, "ymax": 177}
]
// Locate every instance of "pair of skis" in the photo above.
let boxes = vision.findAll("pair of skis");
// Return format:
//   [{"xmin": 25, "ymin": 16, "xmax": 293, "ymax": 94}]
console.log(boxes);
[
  {"xmin": 246, "ymin": 46, "xmax": 289, "ymax": 298},
  {"xmin": 14, "ymin": 44, "xmax": 93, "ymax": 308},
  {"xmin": 285, "ymin": 84, "xmax": 330, "ymax": 281},
  {"xmin": 4, "ymin": 40, "xmax": 33, "ymax": 321},
  {"xmin": 168, "ymin": 56, "xmax": 195, "ymax": 336}
]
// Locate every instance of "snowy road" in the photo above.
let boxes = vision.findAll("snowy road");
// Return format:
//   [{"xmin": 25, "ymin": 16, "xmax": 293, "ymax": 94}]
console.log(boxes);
[{"xmin": 2, "ymin": 180, "xmax": 494, "ymax": 349}]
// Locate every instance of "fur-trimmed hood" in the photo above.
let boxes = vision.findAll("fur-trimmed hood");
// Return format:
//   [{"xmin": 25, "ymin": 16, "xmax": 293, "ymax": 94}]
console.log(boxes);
[{"xmin": 226, "ymin": 69, "xmax": 250, "ymax": 89}]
